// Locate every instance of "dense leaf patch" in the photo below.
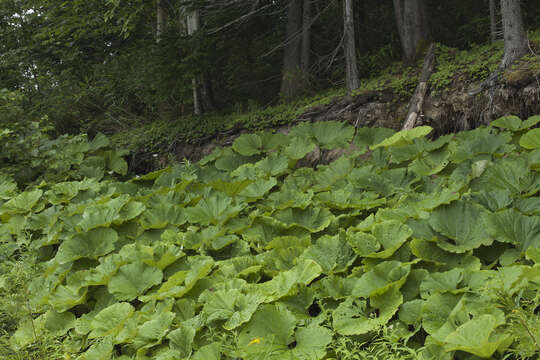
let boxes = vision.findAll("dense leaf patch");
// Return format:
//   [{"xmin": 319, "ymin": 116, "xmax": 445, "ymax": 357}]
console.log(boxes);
[{"xmin": 2, "ymin": 117, "xmax": 540, "ymax": 359}]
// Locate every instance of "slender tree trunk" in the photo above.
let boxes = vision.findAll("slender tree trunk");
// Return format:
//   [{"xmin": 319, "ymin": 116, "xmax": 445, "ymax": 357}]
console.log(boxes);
[
  {"xmin": 185, "ymin": 7, "xmax": 215, "ymax": 114},
  {"xmin": 280, "ymin": 0, "xmax": 303, "ymax": 101},
  {"xmin": 156, "ymin": 0, "xmax": 167, "ymax": 43},
  {"xmin": 186, "ymin": 9, "xmax": 202, "ymax": 115},
  {"xmin": 300, "ymin": 0, "xmax": 312, "ymax": 87},
  {"xmin": 393, "ymin": 0, "xmax": 430, "ymax": 64},
  {"xmin": 500, "ymin": 0, "xmax": 528, "ymax": 68},
  {"xmin": 402, "ymin": 43, "xmax": 435, "ymax": 130},
  {"xmin": 489, "ymin": 0, "xmax": 497, "ymax": 43},
  {"xmin": 344, "ymin": 0, "xmax": 359, "ymax": 92}
]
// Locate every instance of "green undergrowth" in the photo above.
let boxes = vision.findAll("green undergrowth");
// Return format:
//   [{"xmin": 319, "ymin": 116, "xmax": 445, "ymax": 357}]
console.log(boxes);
[
  {"xmin": 2, "ymin": 114, "xmax": 540, "ymax": 359},
  {"xmin": 111, "ymin": 87, "xmax": 347, "ymax": 154},
  {"xmin": 112, "ymin": 31, "xmax": 539, "ymax": 159}
]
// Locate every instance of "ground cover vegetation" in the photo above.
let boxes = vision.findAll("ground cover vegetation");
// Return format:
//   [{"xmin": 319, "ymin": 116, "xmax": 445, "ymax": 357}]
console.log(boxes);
[
  {"xmin": 1, "ymin": 115, "xmax": 540, "ymax": 359},
  {"xmin": 2, "ymin": 0, "xmax": 540, "ymax": 359}
]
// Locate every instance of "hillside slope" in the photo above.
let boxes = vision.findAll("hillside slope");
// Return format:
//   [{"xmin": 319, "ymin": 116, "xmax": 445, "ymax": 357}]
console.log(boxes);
[{"xmin": 110, "ymin": 34, "xmax": 540, "ymax": 173}]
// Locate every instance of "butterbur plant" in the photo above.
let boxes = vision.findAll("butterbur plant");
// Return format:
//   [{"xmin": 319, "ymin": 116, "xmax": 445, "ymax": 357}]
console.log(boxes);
[{"xmin": 3, "ymin": 117, "xmax": 540, "ymax": 359}]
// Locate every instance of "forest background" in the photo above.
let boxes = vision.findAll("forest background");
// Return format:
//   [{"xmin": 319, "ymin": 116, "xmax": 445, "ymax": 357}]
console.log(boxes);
[{"xmin": 1, "ymin": 0, "xmax": 538, "ymax": 139}]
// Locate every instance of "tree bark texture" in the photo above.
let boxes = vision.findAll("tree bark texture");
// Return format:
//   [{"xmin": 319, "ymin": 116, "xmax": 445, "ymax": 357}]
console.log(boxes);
[
  {"xmin": 500, "ymin": 0, "xmax": 528, "ymax": 68},
  {"xmin": 393, "ymin": 0, "xmax": 430, "ymax": 64},
  {"xmin": 280, "ymin": 0, "xmax": 303, "ymax": 101},
  {"xmin": 489, "ymin": 0, "xmax": 497, "ymax": 43},
  {"xmin": 344, "ymin": 0, "xmax": 359, "ymax": 92},
  {"xmin": 402, "ymin": 43, "xmax": 435, "ymax": 130}
]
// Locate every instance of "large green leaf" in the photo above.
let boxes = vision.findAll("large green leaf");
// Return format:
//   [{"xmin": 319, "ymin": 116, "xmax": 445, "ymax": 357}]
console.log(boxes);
[
  {"xmin": 410, "ymin": 238, "xmax": 481, "ymax": 270},
  {"xmin": 371, "ymin": 126, "xmax": 432, "ymax": 149},
  {"xmin": 238, "ymin": 177, "xmax": 277, "ymax": 199},
  {"xmin": 351, "ymin": 261, "xmax": 410, "ymax": 298},
  {"xmin": 419, "ymin": 268, "xmax": 465, "ymax": 297},
  {"xmin": 167, "ymin": 324, "xmax": 196, "ymax": 357},
  {"xmin": 288, "ymin": 324, "xmax": 333, "ymax": 360},
  {"xmin": 77, "ymin": 195, "xmax": 131, "ymax": 232},
  {"xmin": 107, "ymin": 262, "xmax": 163, "ymax": 301},
  {"xmin": 254, "ymin": 153, "xmax": 290, "ymax": 177},
  {"xmin": 43, "ymin": 309, "xmax": 76, "ymax": 336},
  {"xmin": 485, "ymin": 209, "xmax": 540, "ymax": 252},
  {"xmin": 290, "ymin": 121, "xmax": 354, "ymax": 149},
  {"xmin": 452, "ymin": 128, "xmax": 514, "ymax": 160},
  {"xmin": 315, "ymin": 186, "xmax": 385, "ymax": 210},
  {"xmin": 272, "ymin": 207, "xmax": 334, "ymax": 232},
  {"xmin": 79, "ymin": 337, "xmax": 114, "ymax": 360},
  {"xmin": 0, "ymin": 189, "xmax": 42, "ymax": 215},
  {"xmin": 55, "ymin": 228, "xmax": 118, "ymax": 264},
  {"xmin": 139, "ymin": 203, "xmax": 186, "ymax": 229},
  {"xmin": 268, "ymin": 187, "xmax": 314, "ymax": 210},
  {"xmin": 233, "ymin": 133, "xmax": 264, "ymax": 156},
  {"xmin": 283, "ymin": 136, "xmax": 316, "ymax": 160},
  {"xmin": 474, "ymin": 156, "xmax": 533, "ymax": 195},
  {"xmin": 238, "ymin": 304, "xmax": 296, "ymax": 358},
  {"xmin": 133, "ymin": 311, "xmax": 175, "ymax": 349},
  {"xmin": 200, "ymin": 288, "xmax": 265, "ymax": 330},
  {"xmin": 89, "ymin": 302, "xmax": 135, "ymax": 339},
  {"xmin": 215, "ymin": 148, "xmax": 259, "ymax": 171},
  {"xmin": 185, "ymin": 192, "xmax": 243, "ymax": 225},
  {"xmin": 300, "ymin": 233, "xmax": 356, "ymax": 274},
  {"xmin": 428, "ymin": 200, "xmax": 492, "ymax": 252},
  {"xmin": 353, "ymin": 127, "xmax": 395, "ymax": 149},
  {"xmin": 258, "ymin": 260, "xmax": 322, "ymax": 302},
  {"xmin": 520, "ymin": 128, "xmax": 540, "ymax": 149},
  {"xmin": 443, "ymin": 314, "xmax": 510, "ymax": 358},
  {"xmin": 529, "ymin": 149, "xmax": 540, "ymax": 171},
  {"xmin": 192, "ymin": 343, "xmax": 221, "ymax": 360},
  {"xmin": 422, "ymin": 292, "xmax": 505, "ymax": 346},
  {"xmin": 139, "ymin": 256, "xmax": 214, "ymax": 301},
  {"xmin": 490, "ymin": 115, "xmax": 523, "ymax": 131},
  {"xmin": 103, "ymin": 150, "xmax": 128, "ymax": 175},
  {"xmin": 353, "ymin": 220, "xmax": 412, "ymax": 258},
  {"xmin": 48, "ymin": 283, "xmax": 88, "ymax": 312}
]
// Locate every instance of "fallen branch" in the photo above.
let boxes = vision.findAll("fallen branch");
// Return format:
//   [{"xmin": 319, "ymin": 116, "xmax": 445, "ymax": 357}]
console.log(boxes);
[{"xmin": 402, "ymin": 43, "xmax": 436, "ymax": 130}]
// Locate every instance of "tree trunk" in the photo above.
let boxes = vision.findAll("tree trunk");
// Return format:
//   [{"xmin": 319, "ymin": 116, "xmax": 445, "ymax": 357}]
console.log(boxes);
[
  {"xmin": 500, "ymin": 0, "xmax": 528, "ymax": 68},
  {"xmin": 393, "ymin": 0, "xmax": 430, "ymax": 64},
  {"xmin": 156, "ymin": 0, "xmax": 167, "ymax": 43},
  {"xmin": 468, "ymin": 0, "xmax": 528, "ymax": 96},
  {"xmin": 344, "ymin": 0, "xmax": 359, "ymax": 92},
  {"xmin": 300, "ymin": 0, "xmax": 312, "ymax": 87},
  {"xmin": 402, "ymin": 43, "xmax": 435, "ymax": 130},
  {"xmin": 280, "ymin": 0, "xmax": 303, "ymax": 101},
  {"xmin": 186, "ymin": 9, "xmax": 202, "ymax": 115},
  {"xmin": 185, "ymin": 8, "xmax": 215, "ymax": 115},
  {"xmin": 489, "ymin": 0, "xmax": 497, "ymax": 43}
]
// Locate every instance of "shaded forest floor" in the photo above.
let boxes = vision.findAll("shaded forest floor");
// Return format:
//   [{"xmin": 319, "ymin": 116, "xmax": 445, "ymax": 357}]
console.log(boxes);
[{"xmin": 111, "ymin": 31, "xmax": 540, "ymax": 174}]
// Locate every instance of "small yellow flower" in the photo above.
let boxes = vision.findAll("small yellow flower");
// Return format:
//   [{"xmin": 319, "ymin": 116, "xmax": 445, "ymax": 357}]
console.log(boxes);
[{"xmin": 248, "ymin": 337, "xmax": 262, "ymax": 345}]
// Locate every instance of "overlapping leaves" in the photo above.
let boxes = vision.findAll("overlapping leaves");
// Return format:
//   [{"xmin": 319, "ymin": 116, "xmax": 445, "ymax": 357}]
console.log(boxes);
[{"xmin": 3, "ymin": 118, "xmax": 540, "ymax": 359}]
